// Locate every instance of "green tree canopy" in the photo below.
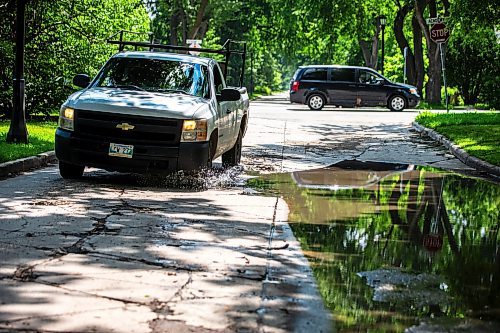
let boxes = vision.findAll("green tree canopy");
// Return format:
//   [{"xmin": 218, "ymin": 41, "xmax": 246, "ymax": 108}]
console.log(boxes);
[{"xmin": 0, "ymin": 0, "xmax": 149, "ymax": 117}]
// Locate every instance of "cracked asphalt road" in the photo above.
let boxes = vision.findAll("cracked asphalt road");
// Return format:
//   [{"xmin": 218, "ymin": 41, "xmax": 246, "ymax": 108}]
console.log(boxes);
[
  {"xmin": 0, "ymin": 94, "xmax": 475, "ymax": 333},
  {"xmin": 0, "ymin": 168, "xmax": 328, "ymax": 333}
]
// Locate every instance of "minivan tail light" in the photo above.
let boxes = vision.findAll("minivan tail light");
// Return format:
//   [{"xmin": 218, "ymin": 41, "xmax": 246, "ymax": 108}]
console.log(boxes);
[{"xmin": 291, "ymin": 81, "xmax": 300, "ymax": 92}]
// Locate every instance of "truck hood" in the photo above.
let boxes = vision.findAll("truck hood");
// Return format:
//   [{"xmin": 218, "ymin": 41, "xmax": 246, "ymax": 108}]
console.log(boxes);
[{"xmin": 67, "ymin": 87, "xmax": 208, "ymax": 119}]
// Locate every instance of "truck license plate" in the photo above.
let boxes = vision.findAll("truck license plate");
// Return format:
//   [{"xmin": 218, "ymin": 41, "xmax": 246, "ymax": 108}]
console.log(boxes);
[{"xmin": 109, "ymin": 143, "xmax": 134, "ymax": 158}]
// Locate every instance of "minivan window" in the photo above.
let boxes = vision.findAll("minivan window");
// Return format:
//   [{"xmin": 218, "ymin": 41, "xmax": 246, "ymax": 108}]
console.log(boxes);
[
  {"xmin": 359, "ymin": 69, "xmax": 383, "ymax": 85},
  {"xmin": 301, "ymin": 68, "xmax": 328, "ymax": 81},
  {"xmin": 331, "ymin": 68, "xmax": 355, "ymax": 82}
]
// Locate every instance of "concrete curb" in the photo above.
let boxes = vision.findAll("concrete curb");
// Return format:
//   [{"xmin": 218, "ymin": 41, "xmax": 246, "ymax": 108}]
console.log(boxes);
[
  {"xmin": 412, "ymin": 122, "xmax": 500, "ymax": 177},
  {"xmin": 273, "ymin": 198, "xmax": 334, "ymax": 333},
  {"xmin": 0, "ymin": 151, "xmax": 56, "ymax": 178}
]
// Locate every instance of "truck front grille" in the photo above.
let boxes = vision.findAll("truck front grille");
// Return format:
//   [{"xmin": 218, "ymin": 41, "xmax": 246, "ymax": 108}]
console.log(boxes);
[{"xmin": 75, "ymin": 110, "xmax": 183, "ymax": 145}]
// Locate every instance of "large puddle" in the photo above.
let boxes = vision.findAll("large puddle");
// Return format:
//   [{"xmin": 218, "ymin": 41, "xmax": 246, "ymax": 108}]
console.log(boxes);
[{"xmin": 248, "ymin": 160, "xmax": 500, "ymax": 332}]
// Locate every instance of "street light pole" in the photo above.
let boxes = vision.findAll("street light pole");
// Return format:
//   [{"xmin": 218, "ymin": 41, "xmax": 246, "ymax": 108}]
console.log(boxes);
[
  {"xmin": 7, "ymin": 0, "xmax": 29, "ymax": 144},
  {"xmin": 379, "ymin": 15, "xmax": 387, "ymax": 75}
]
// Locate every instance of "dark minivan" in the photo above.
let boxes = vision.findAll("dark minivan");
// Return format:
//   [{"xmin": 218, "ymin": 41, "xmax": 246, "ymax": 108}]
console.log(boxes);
[{"xmin": 289, "ymin": 65, "xmax": 420, "ymax": 111}]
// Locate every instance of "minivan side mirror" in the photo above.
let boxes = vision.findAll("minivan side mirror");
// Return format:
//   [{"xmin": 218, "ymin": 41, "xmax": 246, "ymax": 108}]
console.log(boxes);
[
  {"xmin": 219, "ymin": 88, "xmax": 241, "ymax": 102},
  {"xmin": 73, "ymin": 74, "xmax": 91, "ymax": 89}
]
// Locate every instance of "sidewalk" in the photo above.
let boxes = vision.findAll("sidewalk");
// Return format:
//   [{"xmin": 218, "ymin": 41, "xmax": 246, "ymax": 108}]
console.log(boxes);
[{"xmin": 412, "ymin": 122, "xmax": 500, "ymax": 177}]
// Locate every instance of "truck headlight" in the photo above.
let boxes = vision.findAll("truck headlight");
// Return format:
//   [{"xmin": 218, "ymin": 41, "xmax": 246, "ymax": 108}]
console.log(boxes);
[
  {"xmin": 409, "ymin": 88, "xmax": 418, "ymax": 95},
  {"xmin": 59, "ymin": 107, "xmax": 74, "ymax": 131},
  {"xmin": 181, "ymin": 119, "xmax": 207, "ymax": 142}
]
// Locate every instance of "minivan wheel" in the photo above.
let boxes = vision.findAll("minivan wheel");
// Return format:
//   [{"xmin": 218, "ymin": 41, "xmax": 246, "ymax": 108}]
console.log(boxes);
[
  {"xmin": 308, "ymin": 94, "xmax": 325, "ymax": 110},
  {"xmin": 59, "ymin": 161, "xmax": 84, "ymax": 179},
  {"xmin": 388, "ymin": 95, "xmax": 407, "ymax": 112}
]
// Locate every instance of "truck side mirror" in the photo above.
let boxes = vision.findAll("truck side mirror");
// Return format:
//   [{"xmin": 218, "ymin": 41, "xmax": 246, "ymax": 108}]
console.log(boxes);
[
  {"xmin": 73, "ymin": 74, "xmax": 91, "ymax": 89},
  {"xmin": 220, "ymin": 88, "xmax": 241, "ymax": 102}
]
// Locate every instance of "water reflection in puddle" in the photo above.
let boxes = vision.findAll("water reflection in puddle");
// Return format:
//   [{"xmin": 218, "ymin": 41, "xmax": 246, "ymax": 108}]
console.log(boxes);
[{"xmin": 249, "ymin": 160, "xmax": 500, "ymax": 332}]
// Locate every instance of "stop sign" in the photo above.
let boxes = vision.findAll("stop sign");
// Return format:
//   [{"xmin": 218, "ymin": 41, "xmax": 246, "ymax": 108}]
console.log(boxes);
[{"xmin": 430, "ymin": 23, "xmax": 450, "ymax": 43}]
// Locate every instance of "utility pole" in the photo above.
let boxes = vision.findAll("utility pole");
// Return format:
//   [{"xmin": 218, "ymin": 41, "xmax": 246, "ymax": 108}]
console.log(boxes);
[{"xmin": 7, "ymin": 0, "xmax": 29, "ymax": 144}]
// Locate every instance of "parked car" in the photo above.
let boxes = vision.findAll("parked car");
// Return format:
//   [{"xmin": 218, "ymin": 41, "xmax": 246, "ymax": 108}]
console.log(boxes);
[
  {"xmin": 289, "ymin": 65, "xmax": 420, "ymax": 111},
  {"xmin": 55, "ymin": 36, "xmax": 249, "ymax": 179}
]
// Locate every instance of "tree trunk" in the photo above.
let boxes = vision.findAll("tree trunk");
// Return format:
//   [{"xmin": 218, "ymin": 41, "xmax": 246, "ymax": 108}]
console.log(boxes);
[
  {"xmin": 394, "ymin": 3, "xmax": 417, "ymax": 86},
  {"xmin": 412, "ymin": 16, "xmax": 425, "ymax": 96},
  {"xmin": 360, "ymin": 40, "xmax": 374, "ymax": 69},
  {"xmin": 415, "ymin": 0, "xmax": 442, "ymax": 104},
  {"xmin": 188, "ymin": 0, "xmax": 209, "ymax": 39},
  {"xmin": 180, "ymin": 6, "xmax": 187, "ymax": 44},
  {"xmin": 359, "ymin": 24, "xmax": 381, "ymax": 70},
  {"xmin": 426, "ymin": 42, "xmax": 442, "ymax": 104},
  {"xmin": 169, "ymin": 3, "xmax": 179, "ymax": 45}
]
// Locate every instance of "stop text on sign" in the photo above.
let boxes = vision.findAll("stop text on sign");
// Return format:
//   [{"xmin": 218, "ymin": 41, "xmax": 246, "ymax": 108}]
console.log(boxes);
[{"xmin": 430, "ymin": 23, "xmax": 450, "ymax": 43}]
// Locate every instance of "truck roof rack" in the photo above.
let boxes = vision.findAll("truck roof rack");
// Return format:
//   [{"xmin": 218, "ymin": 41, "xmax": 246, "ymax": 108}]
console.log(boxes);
[{"xmin": 107, "ymin": 30, "xmax": 247, "ymax": 88}]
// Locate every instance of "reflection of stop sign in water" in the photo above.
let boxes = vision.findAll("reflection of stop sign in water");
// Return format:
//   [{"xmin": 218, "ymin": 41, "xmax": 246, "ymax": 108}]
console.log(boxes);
[
  {"xmin": 423, "ymin": 234, "xmax": 443, "ymax": 252},
  {"xmin": 430, "ymin": 23, "xmax": 450, "ymax": 43}
]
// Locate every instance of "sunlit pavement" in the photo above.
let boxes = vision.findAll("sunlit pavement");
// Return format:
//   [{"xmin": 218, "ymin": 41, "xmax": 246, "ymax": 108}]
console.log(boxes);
[
  {"xmin": 0, "ymin": 171, "xmax": 330, "ymax": 330},
  {"xmin": 243, "ymin": 92, "xmax": 474, "ymax": 175},
  {"xmin": 0, "ymin": 94, "xmax": 486, "ymax": 333}
]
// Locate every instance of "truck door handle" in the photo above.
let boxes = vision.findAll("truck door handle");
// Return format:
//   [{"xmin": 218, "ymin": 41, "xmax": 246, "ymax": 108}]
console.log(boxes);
[{"xmin": 348, "ymin": 84, "xmax": 356, "ymax": 88}]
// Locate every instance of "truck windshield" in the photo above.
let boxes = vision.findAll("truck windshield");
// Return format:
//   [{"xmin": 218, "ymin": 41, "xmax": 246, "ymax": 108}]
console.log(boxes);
[{"xmin": 94, "ymin": 58, "xmax": 210, "ymax": 98}]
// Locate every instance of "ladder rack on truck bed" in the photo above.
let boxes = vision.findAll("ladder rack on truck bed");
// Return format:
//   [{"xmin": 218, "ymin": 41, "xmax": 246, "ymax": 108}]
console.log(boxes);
[{"xmin": 107, "ymin": 30, "xmax": 247, "ymax": 88}]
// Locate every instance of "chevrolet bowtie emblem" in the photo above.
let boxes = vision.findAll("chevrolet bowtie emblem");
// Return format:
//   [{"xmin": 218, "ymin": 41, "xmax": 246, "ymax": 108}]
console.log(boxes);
[{"xmin": 116, "ymin": 123, "xmax": 135, "ymax": 131}]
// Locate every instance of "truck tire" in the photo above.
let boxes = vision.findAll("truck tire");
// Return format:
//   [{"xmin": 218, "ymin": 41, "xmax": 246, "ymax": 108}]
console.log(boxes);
[
  {"xmin": 205, "ymin": 133, "xmax": 218, "ymax": 169},
  {"xmin": 59, "ymin": 161, "xmax": 84, "ymax": 179},
  {"xmin": 222, "ymin": 128, "xmax": 242, "ymax": 167}
]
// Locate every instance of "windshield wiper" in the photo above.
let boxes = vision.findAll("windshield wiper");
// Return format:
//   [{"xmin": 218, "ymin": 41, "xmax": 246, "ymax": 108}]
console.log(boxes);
[
  {"xmin": 111, "ymin": 85, "xmax": 146, "ymax": 91},
  {"xmin": 154, "ymin": 88, "xmax": 190, "ymax": 95}
]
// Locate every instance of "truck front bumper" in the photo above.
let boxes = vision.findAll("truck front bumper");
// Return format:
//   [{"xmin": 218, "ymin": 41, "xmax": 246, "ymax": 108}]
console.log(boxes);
[{"xmin": 55, "ymin": 128, "xmax": 210, "ymax": 174}]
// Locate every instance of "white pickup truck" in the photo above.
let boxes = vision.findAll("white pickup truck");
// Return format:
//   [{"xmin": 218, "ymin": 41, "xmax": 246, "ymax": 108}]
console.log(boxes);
[{"xmin": 55, "ymin": 39, "xmax": 249, "ymax": 179}]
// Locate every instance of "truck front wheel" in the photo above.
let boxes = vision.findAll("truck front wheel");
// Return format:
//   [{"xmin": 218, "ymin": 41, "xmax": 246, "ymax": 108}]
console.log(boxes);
[
  {"xmin": 222, "ymin": 128, "xmax": 242, "ymax": 167},
  {"xmin": 59, "ymin": 161, "xmax": 84, "ymax": 179},
  {"xmin": 205, "ymin": 133, "xmax": 218, "ymax": 169}
]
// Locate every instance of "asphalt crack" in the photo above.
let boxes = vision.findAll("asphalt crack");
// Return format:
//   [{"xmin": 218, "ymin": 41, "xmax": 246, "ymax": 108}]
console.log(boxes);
[{"xmin": 86, "ymin": 251, "xmax": 205, "ymax": 272}]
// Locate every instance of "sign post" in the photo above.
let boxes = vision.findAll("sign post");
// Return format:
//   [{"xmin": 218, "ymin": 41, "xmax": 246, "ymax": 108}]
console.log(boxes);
[
  {"xmin": 428, "ymin": 19, "xmax": 451, "ymax": 113},
  {"xmin": 439, "ymin": 43, "xmax": 449, "ymax": 113},
  {"xmin": 403, "ymin": 46, "xmax": 408, "ymax": 84}
]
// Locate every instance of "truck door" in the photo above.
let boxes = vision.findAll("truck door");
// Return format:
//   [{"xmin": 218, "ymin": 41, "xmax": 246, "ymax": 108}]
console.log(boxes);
[{"xmin": 213, "ymin": 64, "xmax": 232, "ymax": 154}]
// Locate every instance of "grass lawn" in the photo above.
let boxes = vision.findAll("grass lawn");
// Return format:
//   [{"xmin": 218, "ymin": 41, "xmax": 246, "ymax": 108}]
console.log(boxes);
[
  {"xmin": 415, "ymin": 112, "xmax": 500, "ymax": 166},
  {"xmin": 0, "ymin": 121, "xmax": 57, "ymax": 163}
]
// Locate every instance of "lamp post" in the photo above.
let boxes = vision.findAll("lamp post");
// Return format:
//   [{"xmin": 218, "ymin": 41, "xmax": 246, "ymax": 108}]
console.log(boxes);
[
  {"xmin": 379, "ymin": 15, "xmax": 387, "ymax": 75},
  {"xmin": 7, "ymin": 0, "xmax": 29, "ymax": 144}
]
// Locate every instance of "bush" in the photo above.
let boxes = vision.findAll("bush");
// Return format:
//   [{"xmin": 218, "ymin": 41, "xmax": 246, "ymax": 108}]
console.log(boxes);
[{"xmin": 254, "ymin": 86, "xmax": 272, "ymax": 95}]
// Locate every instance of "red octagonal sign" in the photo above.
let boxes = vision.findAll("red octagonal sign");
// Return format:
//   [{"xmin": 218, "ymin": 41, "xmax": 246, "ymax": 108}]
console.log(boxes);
[{"xmin": 430, "ymin": 23, "xmax": 450, "ymax": 43}]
